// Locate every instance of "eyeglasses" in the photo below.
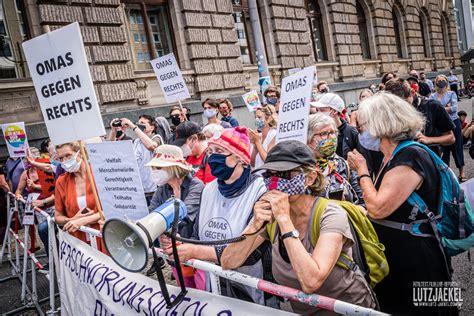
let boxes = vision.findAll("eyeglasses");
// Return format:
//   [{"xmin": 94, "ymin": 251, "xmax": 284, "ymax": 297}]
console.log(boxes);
[
  {"xmin": 262, "ymin": 168, "xmax": 302, "ymax": 180},
  {"xmin": 312, "ymin": 130, "xmax": 337, "ymax": 140}
]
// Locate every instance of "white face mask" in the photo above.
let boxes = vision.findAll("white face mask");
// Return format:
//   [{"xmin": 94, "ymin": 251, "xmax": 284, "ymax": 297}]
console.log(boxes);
[
  {"xmin": 151, "ymin": 169, "xmax": 171, "ymax": 186},
  {"xmin": 203, "ymin": 109, "xmax": 217, "ymax": 119},
  {"xmin": 61, "ymin": 151, "xmax": 81, "ymax": 173},
  {"xmin": 181, "ymin": 144, "xmax": 192, "ymax": 158}
]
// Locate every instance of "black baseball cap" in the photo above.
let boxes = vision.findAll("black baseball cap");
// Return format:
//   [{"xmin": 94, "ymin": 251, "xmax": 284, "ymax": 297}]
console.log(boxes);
[
  {"xmin": 253, "ymin": 140, "xmax": 316, "ymax": 173},
  {"xmin": 407, "ymin": 76, "xmax": 419, "ymax": 84},
  {"xmin": 171, "ymin": 121, "xmax": 202, "ymax": 147}
]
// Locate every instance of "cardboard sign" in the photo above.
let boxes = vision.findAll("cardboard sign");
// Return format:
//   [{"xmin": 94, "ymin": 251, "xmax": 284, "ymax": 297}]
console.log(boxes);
[
  {"xmin": 151, "ymin": 53, "xmax": 190, "ymax": 103},
  {"xmin": 57, "ymin": 230, "xmax": 295, "ymax": 316},
  {"xmin": 22, "ymin": 22, "xmax": 105, "ymax": 145},
  {"xmin": 23, "ymin": 193, "xmax": 39, "ymax": 225},
  {"xmin": 1, "ymin": 122, "xmax": 29, "ymax": 158},
  {"xmin": 276, "ymin": 66, "xmax": 315, "ymax": 144},
  {"xmin": 242, "ymin": 90, "xmax": 261, "ymax": 112},
  {"xmin": 86, "ymin": 141, "xmax": 149, "ymax": 221}
]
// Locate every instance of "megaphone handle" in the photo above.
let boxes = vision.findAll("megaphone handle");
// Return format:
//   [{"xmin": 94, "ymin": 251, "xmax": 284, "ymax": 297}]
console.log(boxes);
[
  {"xmin": 150, "ymin": 246, "xmax": 173, "ymax": 307},
  {"xmin": 171, "ymin": 200, "xmax": 188, "ymax": 294}
]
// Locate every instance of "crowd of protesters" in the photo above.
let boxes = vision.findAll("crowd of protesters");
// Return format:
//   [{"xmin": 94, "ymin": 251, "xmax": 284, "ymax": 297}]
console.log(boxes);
[{"xmin": 0, "ymin": 68, "xmax": 472, "ymax": 315}]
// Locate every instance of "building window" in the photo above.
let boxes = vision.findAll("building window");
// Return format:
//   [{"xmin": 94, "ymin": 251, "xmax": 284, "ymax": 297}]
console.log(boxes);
[
  {"xmin": 125, "ymin": 3, "xmax": 174, "ymax": 71},
  {"xmin": 0, "ymin": 0, "xmax": 30, "ymax": 79},
  {"xmin": 356, "ymin": 1, "xmax": 371, "ymax": 60},
  {"xmin": 419, "ymin": 12, "xmax": 432, "ymax": 58},
  {"xmin": 307, "ymin": 0, "xmax": 327, "ymax": 61},
  {"xmin": 392, "ymin": 4, "xmax": 407, "ymax": 59},
  {"xmin": 232, "ymin": 2, "xmax": 252, "ymax": 65},
  {"xmin": 441, "ymin": 14, "xmax": 451, "ymax": 57}
]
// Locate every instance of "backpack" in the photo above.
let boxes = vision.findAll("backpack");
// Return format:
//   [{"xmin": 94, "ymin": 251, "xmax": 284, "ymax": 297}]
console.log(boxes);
[
  {"xmin": 266, "ymin": 197, "xmax": 389, "ymax": 288},
  {"xmin": 371, "ymin": 141, "xmax": 474, "ymax": 258}
]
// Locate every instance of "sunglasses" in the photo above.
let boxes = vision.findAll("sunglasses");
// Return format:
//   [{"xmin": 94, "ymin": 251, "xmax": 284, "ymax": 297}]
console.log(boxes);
[{"xmin": 262, "ymin": 168, "xmax": 303, "ymax": 180}]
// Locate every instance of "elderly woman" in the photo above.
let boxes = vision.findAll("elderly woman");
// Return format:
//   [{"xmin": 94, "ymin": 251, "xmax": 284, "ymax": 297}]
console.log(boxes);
[
  {"xmin": 54, "ymin": 142, "xmax": 103, "ymax": 251},
  {"xmin": 221, "ymin": 140, "xmax": 376, "ymax": 315},
  {"xmin": 347, "ymin": 93, "xmax": 454, "ymax": 315},
  {"xmin": 160, "ymin": 127, "xmax": 276, "ymax": 308},
  {"xmin": 249, "ymin": 104, "xmax": 278, "ymax": 169},
  {"xmin": 307, "ymin": 113, "xmax": 364, "ymax": 206},
  {"xmin": 431, "ymin": 75, "xmax": 465, "ymax": 182}
]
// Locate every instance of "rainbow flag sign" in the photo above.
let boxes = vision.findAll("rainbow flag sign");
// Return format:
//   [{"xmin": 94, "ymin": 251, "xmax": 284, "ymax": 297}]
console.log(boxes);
[{"xmin": 1, "ymin": 122, "xmax": 29, "ymax": 157}]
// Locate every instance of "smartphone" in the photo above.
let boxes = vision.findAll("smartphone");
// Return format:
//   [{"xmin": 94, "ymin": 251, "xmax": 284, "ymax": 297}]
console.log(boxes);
[
  {"xmin": 80, "ymin": 208, "xmax": 90, "ymax": 214},
  {"xmin": 328, "ymin": 189, "xmax": 344, "ymax": 201}
]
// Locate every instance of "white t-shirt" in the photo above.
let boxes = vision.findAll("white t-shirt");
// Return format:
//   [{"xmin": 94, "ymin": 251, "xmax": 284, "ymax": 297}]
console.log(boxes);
[
  {"xmin": 254, "ymin": 128, "xmax": 277, "ymax": 170},
  {"xmin": 132, "ymin": 135, "xmax": 161, "ymax": 194}
]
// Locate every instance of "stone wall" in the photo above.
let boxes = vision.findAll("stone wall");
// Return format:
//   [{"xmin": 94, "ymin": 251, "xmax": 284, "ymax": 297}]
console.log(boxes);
[{"xmin": 38, "ymin": 0, "xmax": 137, "ymax": 109}]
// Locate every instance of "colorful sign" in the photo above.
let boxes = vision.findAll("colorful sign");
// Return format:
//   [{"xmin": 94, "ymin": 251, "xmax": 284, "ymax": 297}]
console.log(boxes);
[
  {"xmin": 22, "ymin": 22, "xmax": 105, "ymax": 145},
  {"xmin": 242, "ymin": 90, "xmax": 261, "ymax": 112},
  {"xmin": 1, "ymin": 122, "xmax": 29, "ymax": 157}
]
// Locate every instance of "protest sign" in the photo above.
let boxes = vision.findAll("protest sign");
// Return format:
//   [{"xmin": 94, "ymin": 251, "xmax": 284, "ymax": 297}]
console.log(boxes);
[
  {"xmin": 242, "ymin": 90, "xmax": 261, "ymax": 112},
  {"xmin": 258, "ymin": 76, "xmax": 271, "ymax": 95},
  {"xmin": 23, "ymin": 193, "xmax": 39, "ymax": 226},
  {"xmin": 86, "ymin": 141, "xmax": 149, "ymax": 221},
  {"xmin": 57, "ymin": 230, "xmax": 294, "ymax": 316},
  {"xmin": 1, "ymin": 122, "xmax": 29, "ymax": 157},
  {"xmin": 36, "ymin": 158, "xmax": 56, "ymax": 197},
  {"xmin": 287, "ymin": 68, "xmax": 301, "ymax": 76},
  {"xmin": 22, "ymin": 22, "xmax": 105, "ymax": 145},
  {"xmin": 276, "ymin": 66, "xmax": 315, "ymax": 144},
  {"xmin": 151, "ymin": 53, "xmax": 190, "ymax": 103}
]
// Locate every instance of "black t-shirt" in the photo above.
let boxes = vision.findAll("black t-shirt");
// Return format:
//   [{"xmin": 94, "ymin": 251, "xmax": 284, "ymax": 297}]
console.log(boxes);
[
  {"xmin": 414, "ymin": 96, "xmax": 455, "ymax": 155},
  {"xmin": 372, "ymin": 146, "xmax": 452, "ymax": 314}
]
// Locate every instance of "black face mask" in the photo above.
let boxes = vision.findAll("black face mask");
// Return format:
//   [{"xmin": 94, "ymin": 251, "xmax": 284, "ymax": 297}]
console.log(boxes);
[
  {"xmin": 319, "ymin": 88, "xmax": 328, "ymax": 93},
  {"xmin": 115, "ymin": 130, "xmax": 124, "ymax": 139},
  {"xmin": 136, "ymin": 123, "xmax": 146, "ymax": 132},
  {"xmin": 170, "ymin": 115, "xmax": 181, "ymax": 126}
]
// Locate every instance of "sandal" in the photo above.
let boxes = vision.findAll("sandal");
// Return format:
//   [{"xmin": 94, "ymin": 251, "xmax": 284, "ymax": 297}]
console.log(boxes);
[{"xmin": 458, "ymin": 176, "xmax": 467, "ymax": 183}]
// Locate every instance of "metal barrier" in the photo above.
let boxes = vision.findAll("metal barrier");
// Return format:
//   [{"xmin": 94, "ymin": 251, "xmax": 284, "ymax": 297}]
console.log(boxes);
[
  {"xmin": 0, "ymin": 192, "xmax": 59, "ymax": 315},
  {"xmin": 75, "ymin": 226, "xmax": 387, "ymax": 315}
]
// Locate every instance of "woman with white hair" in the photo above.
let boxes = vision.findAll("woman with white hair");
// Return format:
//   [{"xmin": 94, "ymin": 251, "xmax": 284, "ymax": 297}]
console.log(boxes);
[
  {"xmin": 307, "ymin": 113, "xmax": 364, "ymax": 205},
  {"xmin": 347, "ymin": 93, "xmax": 454, "ymax": 315}
]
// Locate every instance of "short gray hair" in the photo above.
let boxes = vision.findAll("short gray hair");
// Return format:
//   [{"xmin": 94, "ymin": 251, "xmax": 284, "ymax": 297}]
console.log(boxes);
[
  {"xmin": 358, "ymin": 92, "xmax": 424, "ymax": 142},
  {"xmin": 307, "ymin": 113, "xmax": 338, "ymax": 144}
]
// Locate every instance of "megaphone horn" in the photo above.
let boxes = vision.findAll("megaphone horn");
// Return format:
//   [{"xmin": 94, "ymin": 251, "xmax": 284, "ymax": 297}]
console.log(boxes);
[{"xmin": 102, "ymin": 198, "xmax": 187, "ymax": 272}]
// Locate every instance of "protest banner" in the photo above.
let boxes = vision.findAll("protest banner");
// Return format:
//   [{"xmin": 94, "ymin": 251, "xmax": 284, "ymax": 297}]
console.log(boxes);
[
  {"xmin": 1, "ymin": 122, "xmax": 29, "ymax": 157},
  {"xmin": 242, "ymin": 90, "xmax": 261, "ymax": 112},
  {"xmin": 57, "ymin": 230, "xmax": 294, "ymax": 316},
  {"xmin": 86, "ymin": 141, "xmax": 149, "ymax": 221},
  {"xmin": 22, "ymin": 22, "xmax": 105, "ymax": 145},
  {"xmin": 276, "ymin": 66, "xmax": 315, "ymax": 144},
  {"xmin": 151, "ymin": 53, "xmax": 190, "ymax": 104},
  {"xmin": 23, "ymin": 193, "xmax": 39, "ymax": 226}
]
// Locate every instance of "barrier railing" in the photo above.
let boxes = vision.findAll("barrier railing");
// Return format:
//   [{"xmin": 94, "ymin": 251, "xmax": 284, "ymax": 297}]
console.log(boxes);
[
  {"xmin": 2, "ymin": 193, "xmax": 386, "ymax": 315},
  {"xmin": 0, "ymin": 192, "xmax": 59, "ymax": 315}
]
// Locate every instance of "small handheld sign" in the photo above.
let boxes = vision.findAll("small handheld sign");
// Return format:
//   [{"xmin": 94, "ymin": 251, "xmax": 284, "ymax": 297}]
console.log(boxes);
[
  {"xmin": 242, "ymin": 90, "xmax": 261, "ymax": 112},
  {"xmin": 151, "ymin": 53, "xmax": 190, "ymax": 104},
  {"xmin": 1, "ymin": 122, "xmax": 29, "ymax": 158},
  {"xmin": 276, "ymin": 66, "xmax": 315, "ymax": 144}
]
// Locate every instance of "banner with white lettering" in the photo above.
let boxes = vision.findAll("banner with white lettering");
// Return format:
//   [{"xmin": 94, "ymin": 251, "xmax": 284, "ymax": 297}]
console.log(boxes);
[
  {"xmin": 276, "ymin": 66, "xmax": 315, "ymax": 144},
  {"xmin": 1, "ymin": 122, "xmax": 29, "ymax": 157},
  {"xmin": 86, "ymin": 141, "xmax": 149, "ymax": 221},
  {"xmin": 22, "ymin": 22, "xmax": 105, "ymax": 145},
  {"xmin": 151, "ymin": 53, "xmax": 190, "ymax": 103},
  {"xmin": 57, "ymin": 230, "xmax": 294, "ymax": 316}
]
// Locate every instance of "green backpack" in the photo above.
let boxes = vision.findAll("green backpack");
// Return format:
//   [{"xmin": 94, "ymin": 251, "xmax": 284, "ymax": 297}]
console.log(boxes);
[{"xmin": 266, "ymin": 198, "xmax": 389, "ymax": 288}]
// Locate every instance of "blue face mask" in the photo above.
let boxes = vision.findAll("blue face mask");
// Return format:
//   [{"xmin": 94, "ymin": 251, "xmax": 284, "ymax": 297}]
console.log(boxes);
[
  {"xmin": 358, "ymin": 130, "xmax": 380, "ymax": 151},
  {"xmin": 208, "ymin": 153, "xmax": 235, "ymax": 181},
  {"xmin": 255, "ymin": 118, "xmax": 265, "ymax": 131},
  {"xmin": 204, "ymin": 109, "xmax": 217, "ymax": 119},
  {"xmin": 266, "ymin": 97, "xmax": 278, "ymax": 105}
]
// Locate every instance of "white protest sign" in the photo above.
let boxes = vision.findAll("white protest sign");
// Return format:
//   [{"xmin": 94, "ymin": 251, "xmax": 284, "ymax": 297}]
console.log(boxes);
[
  {"xmin": 151, "ymin": 53, "xmax": 190, "ymax": 103},
  {"xmin": 22, "ymin": 22, "xmax": 105, "ymax": 145},
  {"xmin": 1, "ymin": 122, "xmax": 29, "ymax": 157},
  {"xmin": 57, "ymin": 230, "xmax": 295, "ymax": 316},
  {"xmin": 23, "ymin": 193, "xmax": 39, "ymax": 225},
  {"xmin": 287, "ymin": 68, "xmax": 301, "ymax": 76},
  {"xmin": 242, "ymin": 90, "xmax": 261, "ymax": 112},
  {"xmin": 276, "ymin": 66, "xmax": 315, "ymax": 144},
  {"xmin": 86, "ymin": 141, "xmax": 149, "ymax": 221}
]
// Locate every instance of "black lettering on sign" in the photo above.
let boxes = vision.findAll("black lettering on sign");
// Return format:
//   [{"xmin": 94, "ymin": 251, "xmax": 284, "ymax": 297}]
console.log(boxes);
[
  {"xmin": 284, "ymin": 75, "xmax": 307, "ymax": 92},
  {"xmin": 201, "ymin": 217, "xmax": 233, "ymax": 241},
  {"xmin": 154, "ymin": 58, "xmax": 173, "ymax": 69},
  {"xmin": 36, "ymin": 52, "xmax": 74, "ymax": 76}
]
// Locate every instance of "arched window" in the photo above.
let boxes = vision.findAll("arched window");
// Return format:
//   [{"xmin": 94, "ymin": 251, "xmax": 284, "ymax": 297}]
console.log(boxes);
[
  {"xmin": 392, "ymin": 5, "xmax": 407, "ymax": 58},
  {"xmin": 356, "ymin": 1, "xmax": 371, "ymax": 60},
  {"xmin": 419, "ymin": 11, "xmax": 432, "ymax": 58},
  {"xmin": 307, "ymin": 1, "xmax": 327, "ymax": 61},
  {"xmin": 441, "ymin": 14, "xmax": 451, "ymax": 57}
]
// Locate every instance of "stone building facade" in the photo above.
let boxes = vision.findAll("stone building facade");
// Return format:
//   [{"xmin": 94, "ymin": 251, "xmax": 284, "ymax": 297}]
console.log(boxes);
[{"xmin": 0, "ymin": 0, "xmax": 462, "ymax": 157}]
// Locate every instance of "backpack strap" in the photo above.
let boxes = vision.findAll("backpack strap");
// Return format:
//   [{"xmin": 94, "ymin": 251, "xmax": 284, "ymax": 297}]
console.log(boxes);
[{"xmin": 265, "ymin": 221, "xmax": 278, "ymax": 243}]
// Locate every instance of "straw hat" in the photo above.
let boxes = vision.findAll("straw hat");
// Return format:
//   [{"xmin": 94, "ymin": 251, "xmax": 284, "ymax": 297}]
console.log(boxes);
[{"xmin": 145, "ymin": 145, "xmax": 192, "ymax": 171}]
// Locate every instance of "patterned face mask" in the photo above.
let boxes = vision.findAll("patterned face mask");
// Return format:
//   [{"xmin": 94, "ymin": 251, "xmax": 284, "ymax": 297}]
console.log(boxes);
[
  {"xmin": 316, "ymin": 136, "xmax": 337, "ymax": 158},
  {"xmin": 264, "ymin": 173, "xmax": 306, "ymax": 196}
]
